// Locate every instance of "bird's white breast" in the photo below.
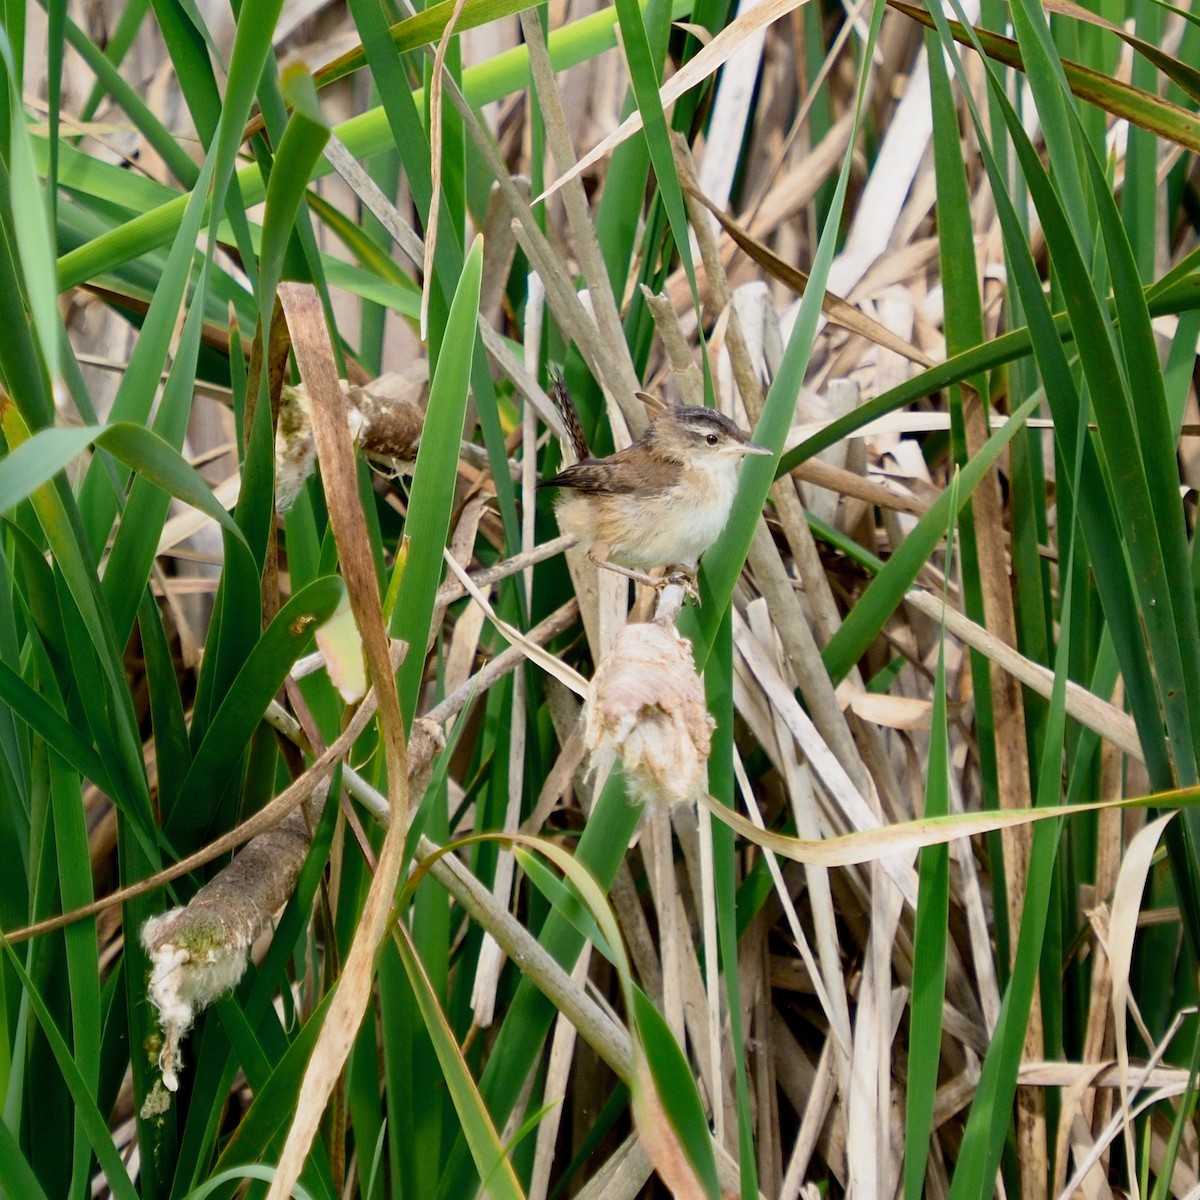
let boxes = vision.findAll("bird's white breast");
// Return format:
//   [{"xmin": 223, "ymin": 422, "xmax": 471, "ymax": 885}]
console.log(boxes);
[{"xmin": 609, "ymin": 452, "xmax": 742, "ymax": 570}]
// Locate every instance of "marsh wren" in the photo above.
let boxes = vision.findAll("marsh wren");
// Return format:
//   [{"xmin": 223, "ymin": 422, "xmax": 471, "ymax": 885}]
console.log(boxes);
[{"xmin": 539, "ymin": 376, "xmax": 772, "ymax": 589}]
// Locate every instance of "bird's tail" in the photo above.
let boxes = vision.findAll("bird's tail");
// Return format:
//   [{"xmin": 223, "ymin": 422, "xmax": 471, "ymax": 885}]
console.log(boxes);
[{"xmin": 548, "ymin": 367, "xmax": 591, "ymax": 464}]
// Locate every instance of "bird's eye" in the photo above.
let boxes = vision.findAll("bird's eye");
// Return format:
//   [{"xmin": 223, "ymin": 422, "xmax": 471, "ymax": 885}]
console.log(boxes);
[{"xmin": 706, "ymin": 433, "xmax": 719, "ymax": 446}]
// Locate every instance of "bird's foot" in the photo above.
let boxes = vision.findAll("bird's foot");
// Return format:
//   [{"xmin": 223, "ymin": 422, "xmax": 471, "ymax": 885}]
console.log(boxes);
[
  {"xmin": 662, "ymin": 568, "xmax": 700, "ymax": 604},
  {"xmin": 587, "ymin": 549, "xmax": 699, "ymax": 602}
]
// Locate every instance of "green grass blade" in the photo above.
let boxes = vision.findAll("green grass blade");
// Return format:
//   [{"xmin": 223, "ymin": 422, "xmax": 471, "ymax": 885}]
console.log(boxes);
[
  {"xmin": 54, "ymin": 5, "xmax": 199, "ymax": 187},
  {"xmin": 1, "ymin": 32, "xmax": 59, "ymax": 386},
  {"xmin": 685, "ymin": 0, "xmax": 886, "ymax": 659},
  {"xmin": 163, "ymin": 576, "xmax": 345, "ymax": 844},
  {"xmin": 393, "ymin": 236, "xmax": 483, "ymax": 726},
  {"xmin": 393, "ymin": 922, "xmax": 526, "ymax": 1200},
  {"xmin": 611, "ymin": 0, "xmax": 700, "ymax": 304},
  {"xmin": 821, "ymin": 394, "xmax": 1039, "ymax": 685},
  {"xmin": 1, "ymin": 940, "xmax": 139, "ymax": 1200},
  {"xmin": 904, "ymin": 571, "xmax": 952, "ymax": 1200},
  {"xmin": 258, "ymin": 66, "xmax": 331, "ymax": 316},
  {"xmin": 630, "ymin": 988, "xmax": 720, "ymax": 1200},
  {"xmin": 48, "ymin": 754, "xmax": 100, "ymax": 1200},
  {"xmin": 0, "ymin": 1118, "xmax": 49, "ymax": 1200}
]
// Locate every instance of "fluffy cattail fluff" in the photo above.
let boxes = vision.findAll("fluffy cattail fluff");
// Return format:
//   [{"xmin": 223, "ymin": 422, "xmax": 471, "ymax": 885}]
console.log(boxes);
[
  {"xmin": 140, "ymin": 808, "xmax": 313, "ymax": 1092},
  {"xmin": 141, "ymin": 717, "xmax": 446, "ymax": 1096},
  {"xmin": 142, "ymin": 909, "xmax": 254, "ymax": 1094},
  {"xmin": 583, "ymin": 622, "xmax": 715, "ymax": 807}
]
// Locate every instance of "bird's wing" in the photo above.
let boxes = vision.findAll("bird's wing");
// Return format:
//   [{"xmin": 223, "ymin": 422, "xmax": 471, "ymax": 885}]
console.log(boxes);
[
  {"xmin": 538, "ymin": 459, "xmax": 632, "ymax": 494},
  {"xmin": 538, "ymin": 451, "xmax": 679, "ymax": 495}
]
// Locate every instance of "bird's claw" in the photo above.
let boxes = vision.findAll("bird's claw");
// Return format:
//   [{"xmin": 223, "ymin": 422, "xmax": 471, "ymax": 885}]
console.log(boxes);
[{"xmin": 661, "ymin": 569, "xmax": 700, "ymax": 603}]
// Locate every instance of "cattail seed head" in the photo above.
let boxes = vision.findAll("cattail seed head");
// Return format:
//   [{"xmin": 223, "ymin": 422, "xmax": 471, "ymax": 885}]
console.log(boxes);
[{"xmin": 583, "ymin": 622, "xmax": 714, "ymax": 808}]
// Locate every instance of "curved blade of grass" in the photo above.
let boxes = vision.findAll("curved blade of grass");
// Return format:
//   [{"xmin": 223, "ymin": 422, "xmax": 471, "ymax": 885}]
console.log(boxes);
[
  {"xmin": 0, "ymin": 423, "xmax": 100, "ymax": 514},
  {"xmin": 889, "ymin": 1, "xmax": 1200, "ymax": 154},
  {"xmin": 392, "ymin": 921, "xmax": 526, "ymax": 1200},
  {"xmin": 66, "ymin": 423, "xmax": 249, "ymax": 550},
  {"xmin": 699, "ymin": 781, "xmax": 1200, "ymax": 867},
  {"xmin": 1046, "ymin": 0, "xmax": 1200, "ymax": 104},
  {"xmin": 0, "ymin": 659, "xmax": 113, "ymax": 799},
  {"xmin": 393, "ymin": 236, "xmax": 483, "ymax": 727},
  {"xmin": 629, "ymin": 989, "xmax": 720, "ymax": 1200},
  {"xmin": 515, "ymin": 851, "xmax": 620, "ymax": 963},
  {"xmin": 0, "ymin": 939, "xmax": 139, "ymax": 1200},
  {"xmin": 184, "ymin": 1165, "xmax": 317, "ymax": 1200}
]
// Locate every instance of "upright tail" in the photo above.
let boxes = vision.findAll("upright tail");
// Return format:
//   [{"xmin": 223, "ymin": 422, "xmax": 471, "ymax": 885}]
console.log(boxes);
[{"xmin": 549, "ymin": 367, "xmax": 591, "ymax": 464}]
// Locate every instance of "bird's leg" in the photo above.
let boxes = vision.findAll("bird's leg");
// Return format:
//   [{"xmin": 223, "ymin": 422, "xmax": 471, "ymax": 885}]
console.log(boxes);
[{"xmin": 587, "ymin": 543, "xmax": 667, "ymax": 589}]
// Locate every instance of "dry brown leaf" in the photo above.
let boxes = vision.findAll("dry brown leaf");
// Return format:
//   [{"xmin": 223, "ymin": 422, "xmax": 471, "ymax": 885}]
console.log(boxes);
[
  {"xmin": 835, "ymin": 684, "xmax": 937, "ymax": 730},
  {"xmin": 267, "ymin": 284, "xmax": 412, "ymax": 1200},
  {"xmin": 631, "ymin": 1045, "xmax": 710, "ymax": 1200}
]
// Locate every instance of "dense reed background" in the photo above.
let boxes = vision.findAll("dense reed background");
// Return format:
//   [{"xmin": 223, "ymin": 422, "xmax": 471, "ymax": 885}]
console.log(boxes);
[{"xmin": 2, "ymin": 0, "xmax": 1200, "ymax": 1195}]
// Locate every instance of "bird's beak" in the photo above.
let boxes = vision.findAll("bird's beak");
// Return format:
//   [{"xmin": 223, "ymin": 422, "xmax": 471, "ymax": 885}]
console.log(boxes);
[{"xmin": 740, "ymin": 440, "xmax": 773, "ymax": 457}]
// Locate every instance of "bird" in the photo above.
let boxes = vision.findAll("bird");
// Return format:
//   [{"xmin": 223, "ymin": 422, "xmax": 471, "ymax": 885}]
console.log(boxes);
[{"xmin": 539, "ymin": 373, "xmax": 772, "ymax": 590}]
